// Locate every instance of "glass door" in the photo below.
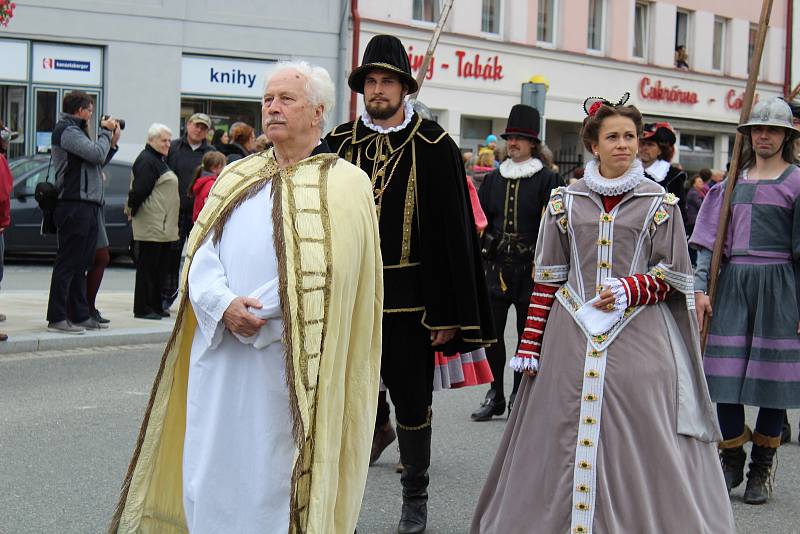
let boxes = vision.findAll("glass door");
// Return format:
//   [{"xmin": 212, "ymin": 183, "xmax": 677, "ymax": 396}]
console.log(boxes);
[
  {"xmin": 33, "ymin": 88, "xmax": 57, "ymax": 153},
  {"xmin": 0, "ymin": 85, "xmax": 26, "ymax": 159}
]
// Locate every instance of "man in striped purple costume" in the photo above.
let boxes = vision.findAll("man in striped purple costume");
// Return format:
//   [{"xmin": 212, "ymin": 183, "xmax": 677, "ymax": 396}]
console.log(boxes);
[{"xmin": 691, "ymin": 96, "xmax": 800, "ymax": 505}]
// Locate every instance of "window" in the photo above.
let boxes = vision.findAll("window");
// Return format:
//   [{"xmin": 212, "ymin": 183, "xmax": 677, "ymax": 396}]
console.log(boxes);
[
  {"xmin": 413, "ymin": 0, "xmax": 440, "ymax": 22},
  {"xmin": 712, "ymin": 17, "xmax": 726, "ymax": 71},
  {"xmin": 461, "ymin": 117, "xmax": 492, "ymax": 141},
  {"xmin": 675, "ymin": 10, "xmax": 690, "ymax": 48},
  {"xmin": 587, "ymin": 0, "xmax": 604, "ymax": 51},
  {"xmin": 633, "ymin": 2, "xmax": 649, "ymax": 59},
  {"xmin": 482, "ymin": 0, "xmax": 501, "ymax": 34},
  {"xmin": 538, "ymin": 0, "xmax": 556, "ymax": 44},
  {"xmin": 747, "ymin": 23, "xmax": 757, "ymax": 74}
]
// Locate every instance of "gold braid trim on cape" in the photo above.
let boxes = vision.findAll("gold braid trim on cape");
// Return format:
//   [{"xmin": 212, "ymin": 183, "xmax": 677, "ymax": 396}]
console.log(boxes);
[{"xmin": 109, "ymin": 148, "xmax": 383, "ymax": 534}]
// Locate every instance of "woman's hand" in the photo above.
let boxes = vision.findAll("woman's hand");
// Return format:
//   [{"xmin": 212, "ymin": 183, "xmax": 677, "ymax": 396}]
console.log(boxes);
[
  {"xmin": 592, "ymin": 289, "xmax": 617, "ymax": 313},
  {"xmin": 523, "ymin": 369, "xmax": 538, "ymax": 378},
  {"xmin": 695, "ymin": 291, "xmax": 713, "ymax": 332}
]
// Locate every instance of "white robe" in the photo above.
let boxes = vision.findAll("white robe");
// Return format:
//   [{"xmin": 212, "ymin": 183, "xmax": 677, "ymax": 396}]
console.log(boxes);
[{"xmin": 183, "ymin": 182, "xmax": 294, "ymax": 533}]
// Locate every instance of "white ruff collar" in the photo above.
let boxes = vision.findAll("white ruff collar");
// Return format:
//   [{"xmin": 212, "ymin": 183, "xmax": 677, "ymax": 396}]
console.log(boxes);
[
  {"xmin": 361, "ymin": 99, "xmax": 415, "ymax": 134},
  {"xmin": 583, "ymin": 159, "xmax": 646, "ymax": 196},
  {"xmin": 645, "ymin": 159, "xmax": 670, "ymax": 182},
  {"xmin": 499, "ymin": 157, "xmax": 544, "ymax": 179}
]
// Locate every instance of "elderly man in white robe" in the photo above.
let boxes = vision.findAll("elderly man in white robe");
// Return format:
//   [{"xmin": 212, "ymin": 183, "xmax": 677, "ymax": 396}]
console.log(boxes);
[{"xmin": 110, "ymin": 62, "xmax": 383, "ymax": 534}]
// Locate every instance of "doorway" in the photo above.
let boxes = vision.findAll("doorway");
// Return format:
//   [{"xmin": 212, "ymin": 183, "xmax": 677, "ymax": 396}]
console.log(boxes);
[{"xmin": 31, "ymin": 87, "xmax": 101, "ymax": 153}]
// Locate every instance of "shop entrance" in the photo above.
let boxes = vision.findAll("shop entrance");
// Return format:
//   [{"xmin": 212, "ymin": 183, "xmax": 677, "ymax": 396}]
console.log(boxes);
[
  {"xmin": 180, "ymin": 97, "xmax": 261, "ymax": 138},
  {"xmin": 32, "ymin": 87, "xmax": 101, "ymax": 153}
]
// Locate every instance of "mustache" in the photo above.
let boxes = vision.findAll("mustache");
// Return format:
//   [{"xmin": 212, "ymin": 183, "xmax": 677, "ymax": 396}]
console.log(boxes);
[{"xmin": 266, "ymin": 117, "xmax": 287, "ymax": 125}]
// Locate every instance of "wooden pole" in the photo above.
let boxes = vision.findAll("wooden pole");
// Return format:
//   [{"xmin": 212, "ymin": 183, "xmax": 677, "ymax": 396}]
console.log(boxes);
[
  {"xmin": 409, "ymin": 0, "xmax": 455, "ymax": 99},
  {"xmin": 788, "ymin": 80, "xmax": 800, "ymax": 101},
  {"xmin": 701, "ymin": 0, "xmax": 774, "ymax": 350}
]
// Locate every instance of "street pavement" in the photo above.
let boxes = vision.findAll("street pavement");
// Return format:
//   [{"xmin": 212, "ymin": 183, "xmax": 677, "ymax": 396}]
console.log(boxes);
[
  {"xmin": 2, "ymin": 337, "xmax": 799, "ymax": 533},
  {"xmin": 1, "ymin": 262, "xmax": 799, "ymax": 533}
]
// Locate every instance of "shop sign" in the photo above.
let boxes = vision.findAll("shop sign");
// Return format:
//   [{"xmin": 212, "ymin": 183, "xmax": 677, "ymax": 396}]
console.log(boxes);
[
  {"xmin": 32, "ymin": 43, "xmax": 102, "ymax": 86},
  {"xmin": 181, "ymin": 55, "xmax": 275, "ymax": 98},
  {"xmin": 725, "ymin": 89, "xmax": 760, "ymax": 111},
  {"xmin": 407, "ymin": 45, "xmax": 504, "ymax": 82},
  {"xmin": 639, "ymin": 76, "xmax": 699, "ymax": 105},
  {"xmin": 0, "ymin": 39, "xmax": 27, "ymax": 81}
]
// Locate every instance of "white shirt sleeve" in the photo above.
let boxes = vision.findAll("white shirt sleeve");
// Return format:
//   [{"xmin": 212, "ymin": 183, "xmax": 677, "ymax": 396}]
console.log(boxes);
[{"xmin": 188, "ymin": 232, "xmax": 238, "ymax": 349}]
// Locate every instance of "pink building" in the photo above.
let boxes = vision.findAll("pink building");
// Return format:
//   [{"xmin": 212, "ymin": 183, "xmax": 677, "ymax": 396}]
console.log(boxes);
[{"xmin": 353, "ymin": 0, "xmax": 791, "ymax": 174}]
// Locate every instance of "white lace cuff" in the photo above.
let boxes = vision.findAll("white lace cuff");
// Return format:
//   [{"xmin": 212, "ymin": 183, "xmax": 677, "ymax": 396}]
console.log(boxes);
[
  {"xmin": 509, "ymin": 356, "xmax": 539, "ymax": 373},
  {"xmin": 603, "ymin": 277, "xmax": 629, "ymax": 311}
]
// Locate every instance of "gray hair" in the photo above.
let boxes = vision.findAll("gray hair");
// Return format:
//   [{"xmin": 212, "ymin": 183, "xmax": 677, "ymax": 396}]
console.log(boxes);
[
  {"xmin": 147, "ymin": 123, "xmax": 172, "ymax": 142},
  {"xmin": 263, "ymin": 61, "xmax": 336, "ymax": 131}
]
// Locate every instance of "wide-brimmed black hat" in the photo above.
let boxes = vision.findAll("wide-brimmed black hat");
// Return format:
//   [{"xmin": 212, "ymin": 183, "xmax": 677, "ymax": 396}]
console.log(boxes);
[
  {"xmin": 348, "ymin": 35, "xmax": 419, "ymax": 94},
  {"xmin": 500, "ymin": 104, "xmax": 540, "ymax": 141},
  {"xmin": 642, "ymin": 122, "xmax": 677, "ymax": 145}
]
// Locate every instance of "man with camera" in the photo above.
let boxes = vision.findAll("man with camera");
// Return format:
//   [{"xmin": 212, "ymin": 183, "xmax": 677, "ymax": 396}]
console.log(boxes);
[{"xmin": 46, "ymin": 91, "xmax": 120, "ymax": 334}]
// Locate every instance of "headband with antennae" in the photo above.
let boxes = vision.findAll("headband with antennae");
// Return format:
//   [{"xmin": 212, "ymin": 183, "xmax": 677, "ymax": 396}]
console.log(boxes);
[{"xmin": 582, "ymin": 92, "xmax": 632, "ymax": 117}]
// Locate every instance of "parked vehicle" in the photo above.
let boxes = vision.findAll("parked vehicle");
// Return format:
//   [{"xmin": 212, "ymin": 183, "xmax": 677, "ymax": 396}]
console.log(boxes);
[{"xmin": 7, "ymin": 155, "xmax": 134, "ymax": 258}]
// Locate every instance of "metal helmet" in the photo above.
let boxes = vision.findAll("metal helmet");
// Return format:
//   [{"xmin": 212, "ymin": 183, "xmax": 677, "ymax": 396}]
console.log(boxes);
[{"xmin": 737, "ymin": 96, "xmax": 800, "ymax": 137}]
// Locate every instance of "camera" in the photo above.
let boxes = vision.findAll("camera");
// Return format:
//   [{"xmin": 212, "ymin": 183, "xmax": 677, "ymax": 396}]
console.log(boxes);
[{"xmin": 101, "ymin": 114, "xmax": 126, "ymax": 130}]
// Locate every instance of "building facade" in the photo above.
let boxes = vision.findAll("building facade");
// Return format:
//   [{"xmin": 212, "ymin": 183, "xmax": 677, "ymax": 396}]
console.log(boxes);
[
  {"xmin": 355, "ymin": 0, "xmax": 791, "ymax": 175},
  {"xmin": 0, "ymin": 0, "xmax": 351, "ymax": 162}
]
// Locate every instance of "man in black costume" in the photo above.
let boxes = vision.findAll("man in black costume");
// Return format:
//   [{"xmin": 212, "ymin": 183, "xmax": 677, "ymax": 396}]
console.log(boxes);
[
  {"xmin": 327, "ymin": 34, "xmax": 495, "ymax": 534},
  {"xmin": 471, "ymin": 104, "xmax": 561, "ymax": 421},
  {"xmin": 639, "ymin": 121, "xmax": 688, "ymax": 221}
]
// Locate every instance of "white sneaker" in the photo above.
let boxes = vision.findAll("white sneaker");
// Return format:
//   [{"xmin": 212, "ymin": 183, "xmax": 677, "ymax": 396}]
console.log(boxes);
[{"xmin": 47, "ymin": 320, "xmax": 85, "ymax": 335}]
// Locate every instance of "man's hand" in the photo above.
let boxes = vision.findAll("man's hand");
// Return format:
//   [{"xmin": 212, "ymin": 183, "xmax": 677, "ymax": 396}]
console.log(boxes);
[
  {"xmin": 695, "ymin": 292, "xmax": 713, "ymax": 332},
  {"xmin": 431, "ymin": 328, "xmax": 457, "ymax": 347},
  {"xmin": 111, "ymin": 125, "xmax": 122, "ymax": 147},
  {"xmin": 100, "ymin": 116, "xmax": 118, "ymax": 131},
  {"xmin": 592, "ymin": 289, "xmax": 617, "ymax": 313},
  {"xmin": 222, "ymin": 297, "xmax": 267, "ymax": 337}
]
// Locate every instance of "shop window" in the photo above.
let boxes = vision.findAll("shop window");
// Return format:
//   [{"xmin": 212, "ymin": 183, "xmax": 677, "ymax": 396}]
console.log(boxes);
[
  {"xmin": 413, "ymin": 0, "xmax": 440, "ymax": 22},
  {"xmin": 34, "ymin": 90, "xmax": 58, "ymax": 153},
  {"xmin": 678, "ymin": 133, "xmax": 714, "ymax": 174},
  {"xmin": 481, "ymin": 0, "xmax": 501, "ymax": 34},
  {"xmin": 461, "ymin": 117, "xmax": 492, "ymax": 140},
  {"xmin": 0, "ymin": 85, "xmax": 26, "ymax": 159},
  {"xmin": 712, "ymin": 17, "xmax": 727, "ymax": 72},
  {"xmin": 632, "ymin": 2, "xmax": 649, "ymax": 59},
  {"xmin": 180, "ymin": 98, "xmax": 262, "ymax": 139},
  {"xmin": 587, "ymin": 0, "xmax": 604, "ymax": 51},
  {"xmin": 537, "ymin": 0, "xmax": 556, "ymax": 44}
]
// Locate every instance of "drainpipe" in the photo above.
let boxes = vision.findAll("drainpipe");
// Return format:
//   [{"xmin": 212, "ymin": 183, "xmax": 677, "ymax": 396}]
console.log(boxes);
[
  {"xmin": 785, "ymin": 0, "xmax": 793, "ymax": 98},
  {"xmin": 350, "ymin": 0, "xmax": 360, "ymax": 120}
]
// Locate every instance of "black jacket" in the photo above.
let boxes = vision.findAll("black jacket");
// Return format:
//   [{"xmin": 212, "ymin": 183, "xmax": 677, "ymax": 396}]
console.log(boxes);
[
  {"xmin": 647, "ymin": 164, "xmax": 688, "ymax": 224},
  {"xmin": 128, "ymin": 145, "xmax": 171, "ymax": 215},
  {"xmin": 166, "ymin": 136, "xmax": 214, "ymax": 211},
  {"xmin": 326, "ymin": 114, "xmax": 496, "ymax": 353}
]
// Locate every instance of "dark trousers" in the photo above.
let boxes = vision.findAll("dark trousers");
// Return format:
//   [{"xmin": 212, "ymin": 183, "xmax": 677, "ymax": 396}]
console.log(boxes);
[
  {"xmin": 381, "ymin": 311, "xmax": 434, "ymax": 428},
  {"xmin": 134, "ymin": 241, "xmax": 170, "ymax": 316},
  {"xmin": 483, "ymin": 261, "xmax": 533, "ymax": 400},
  {"xmin": 717, "ymin": 403, "xmax": 786, "ymax": 439},
  {"xmin": 46, "ymin": 202, "xmax": 99, "ymax": 323},
  {"xmin": 162, "ymin": 206, "xmax": 193, "ymax": 306}
]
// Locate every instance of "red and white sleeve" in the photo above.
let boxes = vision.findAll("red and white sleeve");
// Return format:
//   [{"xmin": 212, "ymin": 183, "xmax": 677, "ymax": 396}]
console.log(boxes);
[
  {"xmin": 608, "ymin": 274, "xmax": 673, "ymax": 308},
  {"xmin": 511, "ymin": 283, "xmax": 559, "ymax": 372}
]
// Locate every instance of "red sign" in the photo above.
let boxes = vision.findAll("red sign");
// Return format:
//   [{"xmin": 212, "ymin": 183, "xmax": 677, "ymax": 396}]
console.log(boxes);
[
  {"xmin": 639, "ymin": 77, "xmax": 699, "ymax": 105},
  {"xmin": 725, "ymin": 89, "xmax": 760, "ymax": 111},
  {"xmin": 407, "ymin": 46, "xmax": 504, "ymax": 82}
]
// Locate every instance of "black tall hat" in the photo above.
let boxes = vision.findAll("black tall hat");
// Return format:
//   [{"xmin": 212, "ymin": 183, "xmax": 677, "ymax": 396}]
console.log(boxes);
[
  {"xmin": 500, "ymin": 104, "xmax": 541, "ymax": 141},
  {"xmin": 348, "ymin": 35, "xmax": 419, "ymax": 94}
]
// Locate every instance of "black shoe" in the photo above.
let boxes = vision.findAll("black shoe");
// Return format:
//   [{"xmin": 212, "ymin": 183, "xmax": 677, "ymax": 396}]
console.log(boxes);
[
  {"xmin": 743, "ymin": 434, "xmax": 780, "ymax": 505},
  {"xmin": 720, "ymin": 446, "xmax": 746, "ymax": 494},
  {"xmin": 781, "ymin": 413, "xmax": 791, "ymax": 445},
  {"xmin": 471, "ymin": 389, "xmax": 506, "ymax": 422},
  {"xmin": 158, "ymin": 309, "xmax": 170, "ymax": 318},
  {"xmin": 91, "ymin": 309, "xmax": 111, "ymax": 324},
  {"xmin": 397, "ymin": 423, "xmax": 431, "ymax": 534},
  {"xmin": 135, "ymin": 312, "xmax": 162, "ymax": 320}
]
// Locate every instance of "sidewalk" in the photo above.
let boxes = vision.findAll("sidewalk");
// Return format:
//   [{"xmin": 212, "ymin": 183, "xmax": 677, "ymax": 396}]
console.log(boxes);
[{"xmin": 0, "ymin": 289, "xmax": 176, "ymax": 354}]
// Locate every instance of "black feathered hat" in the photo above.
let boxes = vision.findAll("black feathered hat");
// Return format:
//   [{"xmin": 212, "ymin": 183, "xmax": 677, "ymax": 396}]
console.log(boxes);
[
  {"xmin": 500, "ymin": 104, "xmax": 541, "ymax": 141},
  {"xmin": 642, "ymin": 122, "xmax": 677, "ymax": 145},
  {"xmin": 349, "ymin": 35, "xmax": 418, "ymax": 94}
]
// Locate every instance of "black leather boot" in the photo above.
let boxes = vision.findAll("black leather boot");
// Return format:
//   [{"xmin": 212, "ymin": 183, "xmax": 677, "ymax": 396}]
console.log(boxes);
[
  {"xmin": 718, "ymin": 426, "xmax": 750, "ymax": 494},
  {"xmin": 471, "ymin": 389, "xmax": 506, "ymax": 421},
  {"xmin": 396, "ymin": 418, "xmax": 432, "ymax": 534},
  {"xmin": 743, "ymin": 432, "xmax": 780, "ymax": 505},
  {"xmin": 781, "ymin": 412, "xmax": 791, "ymax": 445}
]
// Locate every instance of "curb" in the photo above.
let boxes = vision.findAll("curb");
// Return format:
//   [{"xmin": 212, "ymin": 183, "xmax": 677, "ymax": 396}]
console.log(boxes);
[{"xmin": 0, "ymin": 327, "xmax": 173, "ymax": 354}]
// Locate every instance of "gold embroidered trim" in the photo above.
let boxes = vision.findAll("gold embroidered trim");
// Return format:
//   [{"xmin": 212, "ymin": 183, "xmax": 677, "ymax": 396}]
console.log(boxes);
[{"xmin": 400, "ymin": 141, "xmax": 417, "ymax": 264}]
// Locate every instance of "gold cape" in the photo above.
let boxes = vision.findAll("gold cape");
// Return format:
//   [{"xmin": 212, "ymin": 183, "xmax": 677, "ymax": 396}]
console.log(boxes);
[{"xmin": 110, "ymin": 149, "xmax": 383, "ymax": 533}]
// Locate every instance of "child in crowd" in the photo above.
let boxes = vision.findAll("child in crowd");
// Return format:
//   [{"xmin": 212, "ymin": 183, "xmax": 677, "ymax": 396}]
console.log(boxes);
[{"xmin": 189, "ymin": 151, "xmax": 226, "ymax": 222}]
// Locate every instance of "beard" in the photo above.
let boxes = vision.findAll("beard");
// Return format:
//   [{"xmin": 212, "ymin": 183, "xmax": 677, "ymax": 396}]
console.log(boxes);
[{"xmin": 365, "ymin": 98, "xmax": 402, "ymax": 120}]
